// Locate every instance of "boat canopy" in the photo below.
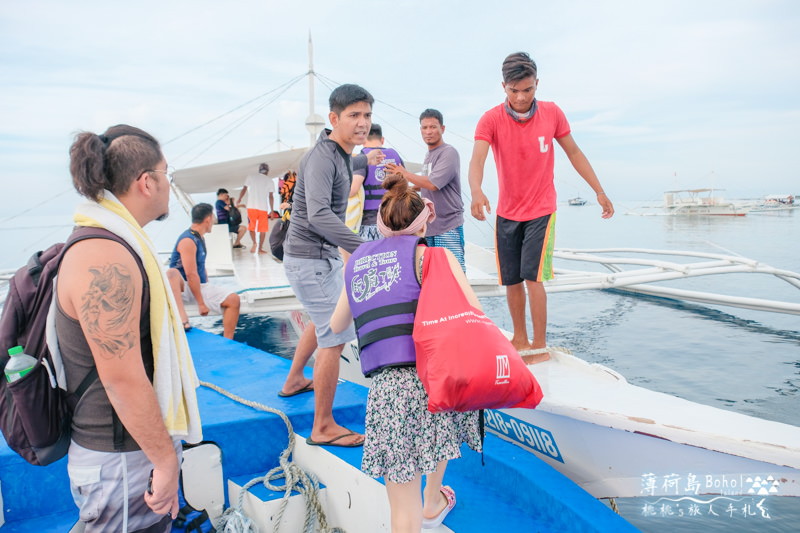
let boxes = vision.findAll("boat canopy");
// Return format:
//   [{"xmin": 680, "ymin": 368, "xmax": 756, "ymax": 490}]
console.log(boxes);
[
  {"xmin": 664, "ymin": 188, "xmax": 721, "ymax": 194},
  {"xmin": 171, "ymin": 148, "xmax": 309, "ymax": 194},
  {"xmin": 171, "ymin": 147, "xmax": 423, "ymax": 195}
]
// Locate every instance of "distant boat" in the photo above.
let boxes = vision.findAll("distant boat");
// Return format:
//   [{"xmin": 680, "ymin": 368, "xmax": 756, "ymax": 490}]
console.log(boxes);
[
  {"xmin": 750, "ymin": 194, "xmax": 798, "ymax": 212},
  {"xmin": 568, "ymin": 197, "xmax": 587, "ymax": 206},
  {"xmin": 628, "ymin": 189, "xmax": 750, "ymax": 216}
]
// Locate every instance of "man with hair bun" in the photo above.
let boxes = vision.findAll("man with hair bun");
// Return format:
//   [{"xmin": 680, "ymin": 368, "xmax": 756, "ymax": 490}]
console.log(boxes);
[
  {"xmin": 59, "ymin": 125, "xmax": 202, "ymax": 532},
  {"xmin": 468, "ymin": 52, "xmax": 614, "ymax": 363}
]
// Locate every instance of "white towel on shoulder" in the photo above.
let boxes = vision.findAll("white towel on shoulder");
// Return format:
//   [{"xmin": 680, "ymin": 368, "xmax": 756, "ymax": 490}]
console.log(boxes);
[{"xmin": 60, "ymin": 191, "xmax": 203, "ymax": 443}]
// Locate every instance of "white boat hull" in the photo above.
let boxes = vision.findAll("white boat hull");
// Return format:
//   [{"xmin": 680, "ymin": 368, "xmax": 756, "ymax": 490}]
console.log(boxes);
[
  {"xmin": 501, "ymin": 350, "xmax": 800, "ymax": 499},
  {"xmin": 488, "ymin": 404, "xmax": 798, "ymax": 499},
  {"xmin": 337, "ymin": 343, "xmax": 800, "ymax": 500}
]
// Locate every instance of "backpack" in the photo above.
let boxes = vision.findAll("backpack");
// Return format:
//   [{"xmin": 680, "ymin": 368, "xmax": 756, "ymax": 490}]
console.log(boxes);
[
  {"xmin": 0, "ymin": 227, "xmax": 148, "ymax": 465},
  {"xmin": 268, "ymin": 219, "xmax": 288, "ymax": 261},
  {"xmin": 228, "ymin": 203, "xmax": 242, "ymax": 226}
]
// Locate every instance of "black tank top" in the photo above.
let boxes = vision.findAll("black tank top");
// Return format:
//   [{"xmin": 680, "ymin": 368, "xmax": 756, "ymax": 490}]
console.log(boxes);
[{"xmin": 55, "ymin": 233, "xmax": 153, "ymax": 452}]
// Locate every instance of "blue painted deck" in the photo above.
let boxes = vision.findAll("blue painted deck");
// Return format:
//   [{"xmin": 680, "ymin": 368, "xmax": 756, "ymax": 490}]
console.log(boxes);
[{"xmin": 0, "ymin": 330, "xmax": 635, "ymax": 532}]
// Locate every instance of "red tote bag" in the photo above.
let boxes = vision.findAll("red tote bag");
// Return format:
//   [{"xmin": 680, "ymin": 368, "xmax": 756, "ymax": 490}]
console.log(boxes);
[{"xmin": 413, "ymin": 247, "xmax": 544, "ymax": 413}]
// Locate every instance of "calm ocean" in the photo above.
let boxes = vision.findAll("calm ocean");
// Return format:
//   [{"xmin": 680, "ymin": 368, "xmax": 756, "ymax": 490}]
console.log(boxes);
[{"xmin": 1, "ymin": 199, "xmax": 798, "ymax": 532}]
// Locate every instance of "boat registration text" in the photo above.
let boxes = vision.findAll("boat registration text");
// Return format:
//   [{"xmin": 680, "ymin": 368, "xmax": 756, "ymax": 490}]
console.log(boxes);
[{"xmin": 484, "ymin": 410, "xmax": 563, "ymax": 463}]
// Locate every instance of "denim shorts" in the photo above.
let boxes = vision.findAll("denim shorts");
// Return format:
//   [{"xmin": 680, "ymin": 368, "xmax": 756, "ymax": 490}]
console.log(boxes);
[{"xmin": 283, "ymin": 254, "xmax": 356, "ymax": 348}]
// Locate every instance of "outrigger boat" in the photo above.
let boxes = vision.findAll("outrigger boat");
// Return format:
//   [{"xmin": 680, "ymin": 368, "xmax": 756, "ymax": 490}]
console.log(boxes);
[
  {"xmin": 168, "ymin": 162, "xmax": 800, "ymax": 507},
  {"xmin": 567, "ymin": 196, "xmax": 587, "ymax": 206},
  {"xmin": 3, "ymin": 37, "xmax": 799, "ymax": 531},
  {"xmin": 628, "ymin": 188, "xmax": 751, "ymax": 216},
  {"xmin": 749, "ymin": 194, "xmax": 798, "ymax": 213},
  {"xmin": 334, "ymin": 246, "xmax": 800, "ymax": 499},
  {"xmin": 166, "ymin": 35, "xmax": 800, "ymax": 506}
]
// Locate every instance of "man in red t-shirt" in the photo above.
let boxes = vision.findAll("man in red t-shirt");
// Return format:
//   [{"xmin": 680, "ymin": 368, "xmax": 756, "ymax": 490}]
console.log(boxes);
[{"xmin": 468, "ymin": 52, "xmax": 614, "ymax": 363}]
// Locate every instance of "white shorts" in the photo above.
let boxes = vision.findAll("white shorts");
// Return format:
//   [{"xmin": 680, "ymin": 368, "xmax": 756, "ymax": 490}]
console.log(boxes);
[
  {"xmin": 181, "ymin": 282, "xmax": 231, "ymax": 315},
  {"xmin": 68, "ymin": 438, "xmax": 182, "ymax": 532}
]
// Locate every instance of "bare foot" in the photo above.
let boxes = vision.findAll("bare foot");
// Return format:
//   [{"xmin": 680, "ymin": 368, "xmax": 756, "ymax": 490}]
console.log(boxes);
[
  {"xmin": 258, "ymin": 249, "xmax": 269, "ymax": 255},
  {"xmin": 510, "ymin": 337, "xmax": 533, "ymax": 352},
  {"xmin": 423, "ymin": 488, "xmax": 448, "ymax": 520},
  {"xmin": 250, "ymin": 245, "xmax": 257, "ymax": 253},
  {"xmin": 521, "ymin": 351, "xmax": 551, "ymax": 365}
]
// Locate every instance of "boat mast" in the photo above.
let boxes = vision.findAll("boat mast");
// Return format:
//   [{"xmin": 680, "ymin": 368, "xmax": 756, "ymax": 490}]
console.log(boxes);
[{"xmin": 305, "ymin": 32, "xmax": 325, "ymax": 146}]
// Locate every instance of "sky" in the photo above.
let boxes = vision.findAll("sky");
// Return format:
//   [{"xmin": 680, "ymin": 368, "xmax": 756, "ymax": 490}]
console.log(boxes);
[{"xmin": 1, "ymin": 0, "xmax": 799, "ymax": 220}]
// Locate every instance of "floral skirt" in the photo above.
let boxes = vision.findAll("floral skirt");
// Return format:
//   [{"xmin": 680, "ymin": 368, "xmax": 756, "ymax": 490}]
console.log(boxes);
[{"xmin": 361, "ymin": 367, "xmax": 482, "ymax": 484}]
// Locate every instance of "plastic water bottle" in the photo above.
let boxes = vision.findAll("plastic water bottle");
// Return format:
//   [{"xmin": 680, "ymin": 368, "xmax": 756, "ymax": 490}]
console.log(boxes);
[{"xmin": 5, "ymin": 346, "xmax": 37, "ymax": 383}]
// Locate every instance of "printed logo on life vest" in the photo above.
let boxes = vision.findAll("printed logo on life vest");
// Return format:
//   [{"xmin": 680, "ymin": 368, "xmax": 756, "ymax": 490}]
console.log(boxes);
[
  {"xmin": 374, "ymin": 158, "xmax": 398, "ymax": 182},
  {"xmin": 496, "ymin": 354, "xmax": 510, "ymax": 384},
  {"xmin": 351, "ymin": 251, "xmax": 401, "ymax": 302}
]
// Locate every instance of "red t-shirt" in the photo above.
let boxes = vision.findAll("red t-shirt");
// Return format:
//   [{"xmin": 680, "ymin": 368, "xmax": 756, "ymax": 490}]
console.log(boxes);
[{"xmin": 474, "ymin": 101, "xmax": 570, "ymax": 221}]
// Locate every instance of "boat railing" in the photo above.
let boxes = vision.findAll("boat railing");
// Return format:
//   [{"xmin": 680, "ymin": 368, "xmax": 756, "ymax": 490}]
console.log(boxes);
[{"xmin": 549, "ymin": 248, "xmax": 800, "ymax": 314}]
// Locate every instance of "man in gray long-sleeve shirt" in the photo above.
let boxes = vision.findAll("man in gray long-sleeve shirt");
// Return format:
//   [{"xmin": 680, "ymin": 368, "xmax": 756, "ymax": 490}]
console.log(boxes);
[{"xmin": 281, "ymin": 84, "xmax": 382, "ymax": 448}]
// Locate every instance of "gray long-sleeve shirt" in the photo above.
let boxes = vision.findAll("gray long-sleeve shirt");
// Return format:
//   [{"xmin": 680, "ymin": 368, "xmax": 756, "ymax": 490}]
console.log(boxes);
[{"xmin": 284, "ymin": 129, "xmax": 367, "ymax": 259}]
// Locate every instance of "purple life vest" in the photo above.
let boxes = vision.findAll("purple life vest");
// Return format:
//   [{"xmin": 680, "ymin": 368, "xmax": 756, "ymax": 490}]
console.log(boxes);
[
  {"xmin": 345, "ymin": 235, "xmax": 424, "ymax": 376},
  {"xmin": 361, "ymin": 147, "xmax": 403, "ymax": 212}
]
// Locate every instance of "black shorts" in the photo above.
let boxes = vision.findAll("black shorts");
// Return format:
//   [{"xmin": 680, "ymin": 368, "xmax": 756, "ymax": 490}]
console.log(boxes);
[
  {"xmin": 495, "ymin": 213, "xmax": 556, "ymax": 285},
  {"xmin": 228, "ymin": 222, "xmax": 241, "ymax": 233}
]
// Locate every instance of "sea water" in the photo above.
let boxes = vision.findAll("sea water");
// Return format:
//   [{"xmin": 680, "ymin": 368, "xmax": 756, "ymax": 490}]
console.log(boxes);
[{"xmin": 3, "ymin": 201, "xmax": 797, "ymax": 532}]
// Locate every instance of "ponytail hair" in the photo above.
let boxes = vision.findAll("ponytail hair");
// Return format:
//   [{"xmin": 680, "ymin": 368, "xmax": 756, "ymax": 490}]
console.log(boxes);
[
  {"xmin": 69, "ymin": 124, "xmax": 162, "ymax": 202},
  {"xmin": 379, "ymin": 174, "xmax": 426, "ymax": 231}
]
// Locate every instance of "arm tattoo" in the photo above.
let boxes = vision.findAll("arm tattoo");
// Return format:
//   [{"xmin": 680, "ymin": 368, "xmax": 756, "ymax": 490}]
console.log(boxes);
[{"xmin": 80, "ymin": 263, "xmax": 137, "ymax": 359}]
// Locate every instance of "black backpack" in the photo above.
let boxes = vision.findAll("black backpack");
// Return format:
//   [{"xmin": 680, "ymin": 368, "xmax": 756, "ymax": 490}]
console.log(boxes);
[
  {"xmin": 0, "ymin": 227, "xmax": 147, "ymax": 465},
  {"xmin": 228, "ymin": 203, "xmax": 242, "ymax": 226}
]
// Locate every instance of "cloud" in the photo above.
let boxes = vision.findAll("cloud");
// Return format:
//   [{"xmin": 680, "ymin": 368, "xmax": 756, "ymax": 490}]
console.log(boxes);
[{"xmin": 1, "ymin": 0, "xmax": 799, "ymax": 205}]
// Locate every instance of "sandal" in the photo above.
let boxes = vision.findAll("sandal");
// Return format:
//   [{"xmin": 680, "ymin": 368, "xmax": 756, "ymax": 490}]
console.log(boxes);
[{"xmin": 422, "ymin": 485, "xmax": 455, "ymax": 529}]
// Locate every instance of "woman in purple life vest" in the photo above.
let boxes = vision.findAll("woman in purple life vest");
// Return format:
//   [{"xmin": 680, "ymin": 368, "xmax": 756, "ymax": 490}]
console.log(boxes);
[{"xmin": 332, "ymin": 175, "xmax": 482, "ymax": 532}]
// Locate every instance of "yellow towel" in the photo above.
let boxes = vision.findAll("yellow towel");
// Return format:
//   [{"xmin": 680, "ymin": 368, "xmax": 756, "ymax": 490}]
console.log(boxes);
[
  {"xmin": 72, "ymin": 192, "xmax": 202, "ymax": 443},
  {"xmin": 346, "ymin": 186, "xmax": 365, "ymax": 233}
]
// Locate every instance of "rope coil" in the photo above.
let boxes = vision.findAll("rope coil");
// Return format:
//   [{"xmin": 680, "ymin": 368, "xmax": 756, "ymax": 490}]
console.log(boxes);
[{"xmin": 199, "ymin": 380, "xmax": 344, "ymax": 533}]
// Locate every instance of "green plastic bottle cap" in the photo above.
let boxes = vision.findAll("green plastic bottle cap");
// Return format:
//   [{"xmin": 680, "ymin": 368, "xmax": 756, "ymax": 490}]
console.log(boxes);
[{"xmin": 8, "ymin": 346, "xmax": 23, "ymax": 356}]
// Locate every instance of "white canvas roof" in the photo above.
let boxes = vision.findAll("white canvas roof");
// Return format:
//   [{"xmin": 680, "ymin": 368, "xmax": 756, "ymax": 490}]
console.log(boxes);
[
  {"xmin": 171, "ymin": 147, "xmax": 309, "ymax": 194},
  {"xmin": 171, "ymin": 147, "xmax": 422, "ymax": 195}
]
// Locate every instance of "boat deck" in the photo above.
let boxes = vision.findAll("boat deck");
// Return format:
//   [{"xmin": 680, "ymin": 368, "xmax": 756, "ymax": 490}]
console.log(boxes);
[
  {"xmin": 0, "ymin": 330, "xmax": 633, "ymax": 532},
  {"xmin": 213, "ymin": 238, "xmax": 504, "ymax": 314}
]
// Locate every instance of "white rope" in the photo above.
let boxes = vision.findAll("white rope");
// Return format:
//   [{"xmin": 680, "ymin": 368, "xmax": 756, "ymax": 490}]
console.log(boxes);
[
  {"xmin": 517, "ymin": 345, "xmax": 573, "ymax": 356},
  {"xmin": 199, "ymin": 381, "xmax": 345, "ymax": 533}
]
